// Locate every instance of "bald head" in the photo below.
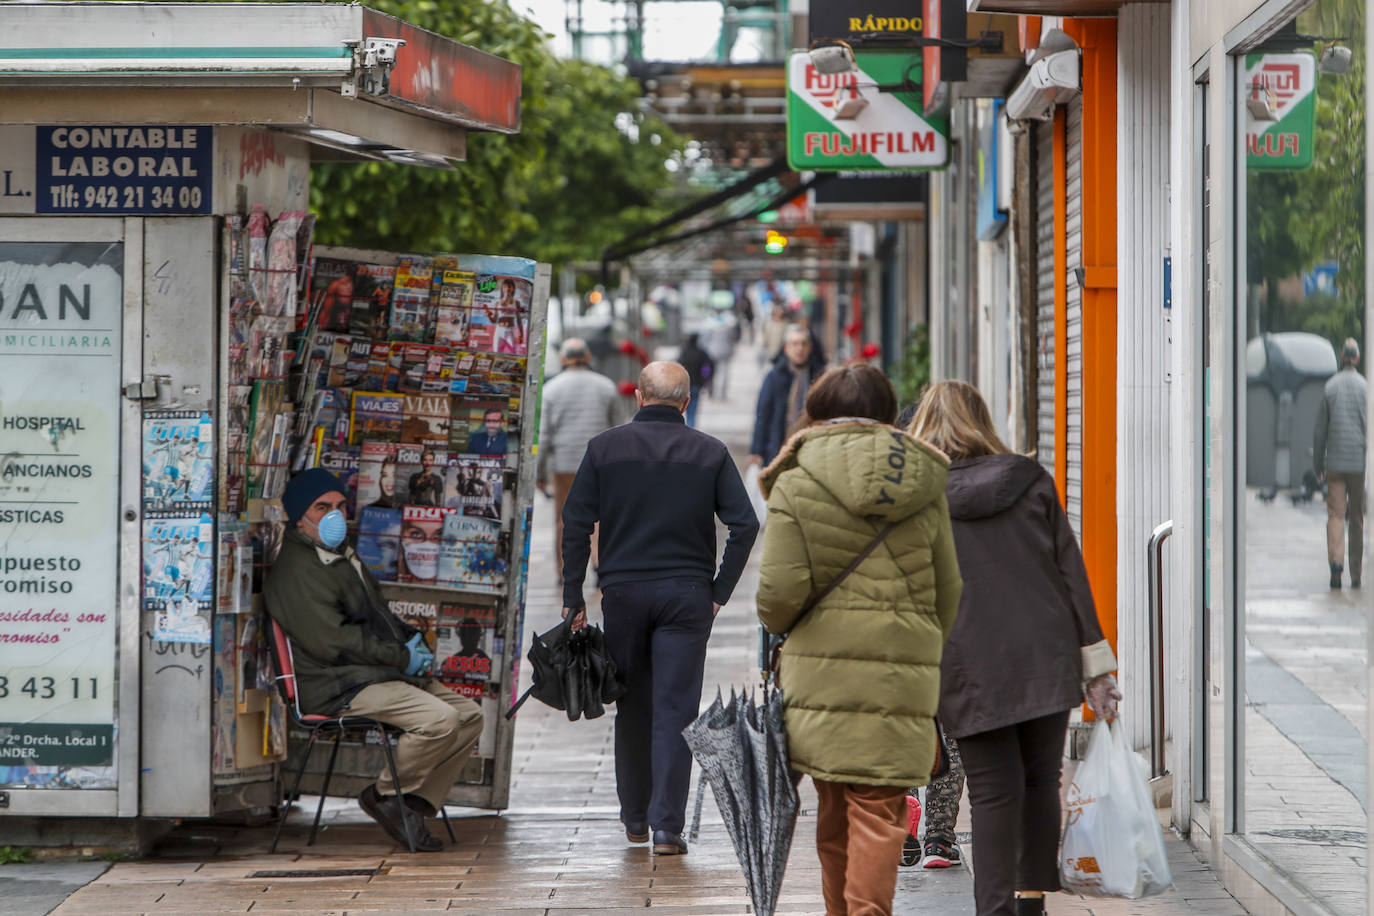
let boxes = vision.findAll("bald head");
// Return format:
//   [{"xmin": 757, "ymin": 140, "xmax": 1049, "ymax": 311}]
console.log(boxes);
[
  {"xmin": 637, "ymin": 361, "xmax": 691, "ymax": 408},
  {"xmin": 560, "ymin": 337, "xmax": 590, "ymax": 366}
]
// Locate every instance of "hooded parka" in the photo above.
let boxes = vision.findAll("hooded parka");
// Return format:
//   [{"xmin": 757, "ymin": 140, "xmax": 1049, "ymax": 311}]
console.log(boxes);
[{"xmin": 756, "ymin": 420, "xmax": 961, "ymax": 787}]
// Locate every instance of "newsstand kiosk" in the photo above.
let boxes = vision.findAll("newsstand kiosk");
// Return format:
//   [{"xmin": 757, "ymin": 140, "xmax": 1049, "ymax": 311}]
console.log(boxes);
[{"xmin": 0, "ymin": 3, "xmax": 546, "ymax": 850}]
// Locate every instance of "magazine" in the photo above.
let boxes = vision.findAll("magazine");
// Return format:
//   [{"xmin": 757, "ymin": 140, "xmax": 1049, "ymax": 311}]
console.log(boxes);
[
  {"xmin": 350, "ymin": 263, "xmax": 397, "ymax": 338},
  {"xmin": 343, "ymin": 337, "xmax": 373, "ymax": 388},
  {"xmin": 246, "ymin": 316, "xmax": 292, "ymax": 379},
  {"xmin": 397, "ymin": 505, "xmax": 448, "ymax": 586},
  {"xmin": 349, "ymin": 391, "xmax": 405, "ymax": 444},
  {"xmin": 432, "ymin": 269, "xmax": 475, "ymax": 346},
  {"xmin": 397, "ymin": 444, "xmax": 447, "ymax": 508},
  {"xmin": 357, "ymin": 505, "xmax": 402, "ymax": 581},
  {"xmin": 397, "ymin": 342, "xmax": 438, "ymax": 394},
  {"xmin": 449, "ymin": 395, "xmax": 513, "ymax": 456},
  {"xmin": 317, "ymin": 442, "xmax": 362, "ymax": 513},
  {"xmin": 310, "ymin": 257, "xmax": 356, "ymax": 333},
  {"xmin": 246, "ymin": 380, "xmax": 286, "ymax": 500},
  {"xmin": 143, "ymin": 512, "xmax": 214, "ymax": 644},
  {"xmin": 443, "ymin": 454, "xmax": 503, "ymax": 519},
  {"xmin": 356, "ymin": 440, "xmax": 407, "ymax": 509},
  {"xmin": 401, "ymin": 394, "xmax": 452, "ymax": 448},
  {"xmin": 388, "ymin": 597, "xmax": 440, "ymax": 652},
  {"xmin": 437, "ymin": 513, "xmax": 505, "ymax": 592},
  {"xmin": 142, "ymin": 410, "xmax": 214, "ymax": 512},
  {"xmin": 468, "ymin": 273, "xmax": 531, "ymax": 356},
  {"xmin": 389, "ymin": 256, "xmax": 434, "ymax": 342},
  {"xmin": 435, "ymin": 611, "xmax": 495, "ymax": 687},
  {"xmin": 264, "ymin": 211, "xmax": 306, "ymax": 318}
]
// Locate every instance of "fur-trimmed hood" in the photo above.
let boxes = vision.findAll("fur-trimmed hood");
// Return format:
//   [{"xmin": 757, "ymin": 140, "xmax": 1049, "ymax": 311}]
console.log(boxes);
[{"xmin": 759, "ymin": 419, "xmax": 949, "ymax": 523}]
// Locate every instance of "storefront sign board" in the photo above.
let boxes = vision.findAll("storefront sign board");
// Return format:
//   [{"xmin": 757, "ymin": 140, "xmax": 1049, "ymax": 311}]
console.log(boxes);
[
  {"xmin": 1245, "ymin": 53, "xmax": 1316, "ymax": 171},
  {"xmin": 0, "ymin": 241, "xmax": 123, "ymax": 786}
]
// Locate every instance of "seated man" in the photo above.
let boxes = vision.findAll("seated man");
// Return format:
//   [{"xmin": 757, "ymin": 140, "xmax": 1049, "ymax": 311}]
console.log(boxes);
[{"xmin": 265, "ymin": 468, "xmax": 482, "ymax": 851}]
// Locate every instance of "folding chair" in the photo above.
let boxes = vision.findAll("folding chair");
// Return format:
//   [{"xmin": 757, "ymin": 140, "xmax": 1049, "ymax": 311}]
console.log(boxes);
[{"xmin": 267, "ymin": 620, "xmax": 455, "ymax": 853}]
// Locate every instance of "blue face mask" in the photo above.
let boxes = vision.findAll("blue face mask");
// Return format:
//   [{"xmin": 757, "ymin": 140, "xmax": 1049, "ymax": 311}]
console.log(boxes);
[{"xmin": 316, "ymin": 509, "xmax": 347, "ymax": 548}]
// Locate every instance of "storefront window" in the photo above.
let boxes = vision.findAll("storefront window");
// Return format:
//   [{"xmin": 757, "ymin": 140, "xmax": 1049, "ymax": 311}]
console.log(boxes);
[{"xmin": 1239, "ymin": 2, "xmax": 1369, "ymax": 909}]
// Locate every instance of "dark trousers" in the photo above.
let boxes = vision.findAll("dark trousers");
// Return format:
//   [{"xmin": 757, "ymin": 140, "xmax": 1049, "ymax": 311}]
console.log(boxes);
[
  {"xmin": 601, "ymin": 577, "xmax": 714, "ymax": 834},
  {"xmin": 956, "ymin": 710, "xmax": 1070, "ymax": 916}
]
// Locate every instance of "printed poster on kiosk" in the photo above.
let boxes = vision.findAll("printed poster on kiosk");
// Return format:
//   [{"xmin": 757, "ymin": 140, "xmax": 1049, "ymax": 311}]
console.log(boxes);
[{"xmin": 0, "ymin": 242, "xmax": 123, "ymax": 789}]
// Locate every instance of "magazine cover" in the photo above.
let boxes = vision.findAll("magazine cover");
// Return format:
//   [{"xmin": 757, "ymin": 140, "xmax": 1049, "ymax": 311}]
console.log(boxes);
[
  {"xmin": 350, "ymin": 263, "xmax": 396, "ymax": 338},
  {"xmin": 318, "ymin": 442, "xmax": 362, "ymax": 513},
  {"xmin": 389, "ymin": 256, "xmax": 434, "ymax": 342},
  {"xmin": 142, "ymin": 410, "xmax": 214, "ymax": 512},
  {"xmin": 444, "ymin": 454, "xmax": 503, "ymax": 519},
  {"xmin": 343, "ymin": 337, "xmax": 373, "ymax": 388},
  {"xmin": 468, "ymin": 274, "xmax": 531, "ymax": 355},
  {"xmin": 246, "ymin": 379, "xmax": 286, "ymax": 499},
  {"xmin": 397, "ymin": 342, "xmax": 438, "ymax": 394},
  {"xmin": 432, "ymin": 269, "xmax": 475, "ymax": 346},
  {"xmin": 397, "ymin": 505, "xmax": 448, "ymax": 586},
  {"xmin": 357, "ymin": 505, "xmax": 402, "ymax": 581},
  {"xmin": 356, "ymin": 440, "xmax": 403, "ymax": 509},
  {"xmin": 349, "ymin": 391, "xmax": 405, "ymax": 444},
  {"xmin": 401, "ymin": 394, "xmax": 452, "ymax": 447},
  {"xmin": 388, "ymin": 597, "xmax": 439, "ymax": 652},
  {"xmin": 216, "ymin": 528, "xmax": 243, "ymax": 615},
  {"xmin": 397, "ymin": 444, "xmax": 447, "ymax": 508},
  {"xmin": 449, "ymin": 395, "xmax": 512, "ymax": 456},
  {"xmin": 437, "ymin": 513, "xmax": 505, "ymax": 592},
  {"xmin": 435, "ymin": 608, "xmax": 496, "ymax": 687},
  {"xmin": 247, "ymin": 315, "xmax": 292, "ymax": 379},
  {"xmin": 212, "ymin": 614, "xmax": 238, "ymax": 774},
  {"xmin": 422, "ymin": 348, "xmax": 457, "ymax": 395},
  {"xmin": 448, "ymin": 350, "xmax": 498, "ymax": 395},
  {"xmin": 143, "ymin": 512, "xmax": 214, "ymax": 642},
  {"xmin": 310, "ymin": 257, "xmax": 358, "ymax": 333},
  {"xmin": 485, "ymin": 356, "xmax": 528, "ymax": 397},
  {"xmin": 360, "ymin": 341, "xmax": 393, "ymax": 391}
]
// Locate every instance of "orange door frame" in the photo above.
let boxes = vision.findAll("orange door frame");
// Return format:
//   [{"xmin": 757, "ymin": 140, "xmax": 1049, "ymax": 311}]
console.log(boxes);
[{"xmin": 1062, "ymin": 18, "xmax": 1119, "ymax": 654}]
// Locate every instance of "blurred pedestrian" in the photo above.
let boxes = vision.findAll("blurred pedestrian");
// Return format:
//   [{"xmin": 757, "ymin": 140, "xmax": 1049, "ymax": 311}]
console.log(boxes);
[
  {"xmin": 909, "ymin": 381, "xmax": 1120, "ymax": 916},
  {"xmin": 1313, "ymin": 337, "xmax": 1366, "ymax": 589},
  {"xmin": 701, "ymin": 309, "xmax": 737, "ymax": 399},
  {"xmin": 677, "ymin": 333, "xmax": 714, "ymax": 428},
  {"xmin": 561, "ymin": 361, "xmax": 759, "ymax": 856},
  {"xmin": 749, "ymin": 325, "xmax": 814, "ymax": 466},
  {"xmin": 538, "ymin": 337, "xmax": 618, "ymax": 581},
  {"xmin": 900, "ymin": 732, "xmax": 965, "ymax": 869},
  {"xmin": 734, "ymin": 288, "xmax": 756, "ymax": 345},
  {"xmin": 757, "ymin": 364, "xmax": 961, "ymax": 916},
  {"xmin": 761, "ymin": 304, "xmax": 789, "ymax": 366}
]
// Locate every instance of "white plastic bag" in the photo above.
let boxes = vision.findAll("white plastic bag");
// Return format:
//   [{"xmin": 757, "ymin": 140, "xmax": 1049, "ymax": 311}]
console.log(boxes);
[
  {"xmin": 743, "ymin": 463, "xmax": 768, "ymax": 525},
  {"xmin": 1059, "ymin": 718, "xmax": 1172, "ymax": 898}
]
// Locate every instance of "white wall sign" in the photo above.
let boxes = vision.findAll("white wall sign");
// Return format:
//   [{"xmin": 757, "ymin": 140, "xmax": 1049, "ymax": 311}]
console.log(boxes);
[{"xmin": 0, "ymin": 242, "xmax": 122, "ymax": 788}]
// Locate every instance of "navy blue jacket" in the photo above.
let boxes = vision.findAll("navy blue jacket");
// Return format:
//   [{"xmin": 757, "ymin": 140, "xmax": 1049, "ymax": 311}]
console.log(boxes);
[
  {"xmin": 750, "ymin": 361, "xmax": 805, "ymax": 464},
  {"xmin": 561, "ymin": 404, "xmax": 759, "ymax": 608}
]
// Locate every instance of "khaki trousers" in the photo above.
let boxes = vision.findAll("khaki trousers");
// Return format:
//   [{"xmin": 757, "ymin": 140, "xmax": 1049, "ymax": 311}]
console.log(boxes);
[
  {"xmin": 553, "ymin": 471, "xmax": 598, "ymax": 580},
  {"xmin": 814, "ymin": 780, "xmax": 908, "ymax": 916},
  {"xmin": 1326, "ymin": 472, "xmax": 1365, "ymax": 580},
  {"xmin": 343, "ymin": 680, "xmax": 483, "ymax": 811}
]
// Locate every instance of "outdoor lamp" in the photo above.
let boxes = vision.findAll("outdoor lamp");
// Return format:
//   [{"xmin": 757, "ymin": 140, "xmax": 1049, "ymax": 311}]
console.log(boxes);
[
  {"xmin": 808, "ymin": 40, "xmax": 858, "ymax": 75},
  {"xmin": 1318, "ymin": 43, "xmax": 1353, "ymax": 74},
  {"xmin": 1246, "ymin": 80, "xmax": 1279, "ymax": 122},
  {"xmin": 830, "ymin": 84, "xmax": 870, "ymax": 120}
]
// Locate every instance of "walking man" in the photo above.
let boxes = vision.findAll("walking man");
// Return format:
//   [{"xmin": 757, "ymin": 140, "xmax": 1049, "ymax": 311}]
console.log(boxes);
[
  {"xmin": 749, "ymin": 324, "xmax": 815, "ymax": 466},
  {"xmin": 538, "ymin": 337, "xmax": 619, "ymax": 578},
  {"xmin": 561, "ymin": 361, "xmax": 760, "ymax": 855},
  {"xmin": 265, "ymin": 468, "xmax": 482, "ymax": 851},
  {"xmin": 1314, "ymin": 337, "xmax": 1367, "ymax": 589},
  {"xmin": 676, "ymin": 332, "xmax": 714, "ymax": 428}
]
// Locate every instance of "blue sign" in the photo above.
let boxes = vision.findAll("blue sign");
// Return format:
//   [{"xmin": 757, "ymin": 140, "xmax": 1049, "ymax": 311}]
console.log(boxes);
[
  {"xmin": 976, "ymin": 101, "xmax": 1007, "ymax": 241},
  {"xmin": 36, "ymin": 126, "xmax": 212, "ymax": 215}
]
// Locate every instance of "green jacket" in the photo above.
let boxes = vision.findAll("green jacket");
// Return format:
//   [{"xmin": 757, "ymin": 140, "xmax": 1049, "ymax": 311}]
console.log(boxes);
[
  {"xmin": 757, "ymin": 421, "xmax": 961, "ymax": 787},
  {"xmin": 264, "ymin": 528, "xmax": 424, "ymax": 716}
]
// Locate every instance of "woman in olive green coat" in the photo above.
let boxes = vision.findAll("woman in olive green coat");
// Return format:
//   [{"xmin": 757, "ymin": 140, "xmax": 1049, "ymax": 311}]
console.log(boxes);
[{"xmin": 757, "ymin": 364, "xmax": 961, "ymax": 916}]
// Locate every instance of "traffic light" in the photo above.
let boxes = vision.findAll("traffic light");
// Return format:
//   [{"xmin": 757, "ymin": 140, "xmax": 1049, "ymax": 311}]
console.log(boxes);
[{"xmin": 764, "ymin": 229, "xmax": 788, "ymax": 255}]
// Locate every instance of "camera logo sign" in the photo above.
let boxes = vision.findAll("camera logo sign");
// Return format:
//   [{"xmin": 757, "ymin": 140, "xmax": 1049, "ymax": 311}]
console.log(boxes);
[{"xmin": 1245, "ymin": 52, "xmax": 1316, "ymax": 171}]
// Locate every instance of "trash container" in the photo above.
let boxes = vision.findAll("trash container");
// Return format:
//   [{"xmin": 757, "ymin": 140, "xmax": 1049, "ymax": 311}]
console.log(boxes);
[{"xmin": 1245, "ymin": 331, "xmax": 1337, "ymax": 489}]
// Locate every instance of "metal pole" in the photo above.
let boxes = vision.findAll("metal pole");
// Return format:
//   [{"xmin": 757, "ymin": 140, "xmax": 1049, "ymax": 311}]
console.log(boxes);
[{"xmin": 1147, "ymin": 519, "xmax": 1173, "ymax": 779}]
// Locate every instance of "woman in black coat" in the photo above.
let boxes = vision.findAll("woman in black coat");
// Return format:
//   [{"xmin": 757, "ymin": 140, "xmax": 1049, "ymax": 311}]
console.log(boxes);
[{"xmin": 909, "ymin": 381, "xmax": 1121, "ymax": 916}]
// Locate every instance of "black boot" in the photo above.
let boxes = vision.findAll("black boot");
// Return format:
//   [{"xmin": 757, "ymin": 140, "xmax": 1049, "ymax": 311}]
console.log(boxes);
[
  {"xmin": 1331, "ymin": 562, "xmax": 1344, "ymax": 589},
  {"xmin": 1015, "ymin": 895, "xmax": 1046, "ymax": 916}
]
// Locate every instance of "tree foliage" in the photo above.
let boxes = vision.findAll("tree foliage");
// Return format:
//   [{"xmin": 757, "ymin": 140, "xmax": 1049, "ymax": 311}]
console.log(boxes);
[{"xmin": 305, "ymin": 0, "xmax": 683, "ymax": 265}]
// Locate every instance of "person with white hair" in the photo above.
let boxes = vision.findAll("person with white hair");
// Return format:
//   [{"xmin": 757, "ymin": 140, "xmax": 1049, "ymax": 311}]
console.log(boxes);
[
  {"xmin": 538, "ymin": 337, "xmax": 619, "ymax": 579},
  {"xmin": 1314, "ymin": 337, "xmax": 1368, "ymax": 589}
]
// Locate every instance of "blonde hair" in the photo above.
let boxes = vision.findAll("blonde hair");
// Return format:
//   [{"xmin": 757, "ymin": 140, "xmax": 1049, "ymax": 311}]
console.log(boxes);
[{"xmin": 908, "ymin": 380, "xmax": 1010, "ymax": 460}]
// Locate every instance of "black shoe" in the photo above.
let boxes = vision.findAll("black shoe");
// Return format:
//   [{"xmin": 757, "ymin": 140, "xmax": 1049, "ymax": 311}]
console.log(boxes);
[
  {"xmin": 1332, "ymin": 562, "xmax": 1344, "ymax": 589},
  {"xmin": 623, "ymin": 819, "xmax": 649, "ymax": 843},
  {"xmin": 922, "ymin": 840, "xmax": 962, "ymax": 868},
  {"xmin": 899, "ymin": 833, "xmax": 921, "ymax": 867},
  {"xmin": 1015, "ymin": 896, "xmax": 1046, "ymax": 916},
  {"xmin": 359, "ymin": 785, "xmax": 443, "ymax": 852},
  {"xmin": 404, "ymin": 793, "xmax": 437, "ymax": 818},
  {"xmin": 652, "ymin": 829, "xmax": 688, "ymax": 855}
]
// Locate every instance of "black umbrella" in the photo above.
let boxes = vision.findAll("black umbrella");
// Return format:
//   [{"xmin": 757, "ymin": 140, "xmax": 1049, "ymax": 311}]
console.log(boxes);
[
  {"xmin": 506, "ymin": 615, "xmax": 626, "ymax": 721},
  {"xmin": 682, "ymin": 687, "xmax": 799, "ymax": 916}
]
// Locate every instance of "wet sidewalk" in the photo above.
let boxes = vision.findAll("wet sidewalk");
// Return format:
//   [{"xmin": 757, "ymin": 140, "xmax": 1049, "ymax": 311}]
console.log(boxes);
[{"xmin": 29, "ymin": 343, "xmax": 1249, "ymax": 915}]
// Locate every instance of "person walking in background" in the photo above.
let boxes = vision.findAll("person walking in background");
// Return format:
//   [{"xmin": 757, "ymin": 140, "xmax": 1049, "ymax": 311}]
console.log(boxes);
[
  {"xmin": 757, "ymin": 365, "xmax": 962, "ymax": 916},
  {"xmin": 538, "ymin": 337, "xmax": 619, "ymax": 581},
  {"xmin": 734, "ymin": 288, "xmax": 756, "ymax": 345},
  {"xmin": 561, "ymin": 361, "xmax": 759, "ymax": 856},
  {"xmin": 1314, "ymin": 337, "xmax": 1367, "ymax": 589},
  {"xmin": 761, "ymin": 303, "xmax": 789, "ymax": 366},
  {"xmin": 676, "ymin": 332, "xmax": 714, "ymax": 428},
  {"xmin": 749, "ymin": 325, "xmax": 814, "ymax": 467},
  {"xmin": 701, "ymin": 307, "xmax": 737, "ymax": 399},
  {"xmin": 900, "ymin": 734, "xmax": 965, "ymax": 869},
  {"xmin": 909, "ymin": 381, "xmax": 1121, "ymax": 916}
]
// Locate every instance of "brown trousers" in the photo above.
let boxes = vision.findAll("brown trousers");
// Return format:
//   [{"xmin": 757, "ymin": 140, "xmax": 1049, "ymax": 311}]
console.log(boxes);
[
  {"xmin": 814, "ymin": 779, "xmax": 908, "ymax": 916},
  {"xmin": 1325, "ymin": 472, "xmax": 1365, "ymax": 580},
  {"xmin": 553, "ymin": 471, "xmax": 598, "ymax": 580},
  {"xmin": 344, "ymin": 680, "xmax": 483, "ymax": 811}
]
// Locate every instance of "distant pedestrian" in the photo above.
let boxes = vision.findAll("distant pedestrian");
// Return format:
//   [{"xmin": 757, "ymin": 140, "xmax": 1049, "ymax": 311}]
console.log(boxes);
[
  {"xmin": 748, "ymin": 325, "xmax": 814, "ymax": 466},
  {"xmin": 676, "ymin": 333, "xmax": 714, "ymax": 428},
  {"xmin": 561, "ymin": 361, "xmax": 759, "ymax": 856},
  {"xmin": 757, "ymin": 364, "xmax": 962, "ymax": 916},
  {"xmin": 734, "ymin": 289, "xmax": 756, "ymax": 345},
  {"xmin": 701, "ymin": 310, "xmax": 737, "ymax": 399},
  {"xmin": 761, "ymin": 304, "xmax": 789, "ymax": 366},
  {"xmin": 538, "ymin": 337, "xmax": 619, "ymax": 580},
  {"xmin": 1313, "ymin": 337, "xmax": 1367, "ymax": 589},
  {"xmin": 909, "ymin": 381, "xmax": 1121, "ymax": 916}
]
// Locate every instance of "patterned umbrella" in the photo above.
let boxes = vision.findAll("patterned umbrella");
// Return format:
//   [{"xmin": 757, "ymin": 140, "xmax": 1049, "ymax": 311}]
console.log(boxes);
[{"xmin": 682, "ymin": 687, "xmax": 800, "ymax": 916}]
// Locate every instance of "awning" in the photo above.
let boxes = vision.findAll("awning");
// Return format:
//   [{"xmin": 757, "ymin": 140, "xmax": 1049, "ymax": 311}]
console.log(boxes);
[
  {"xmin": 966, "ymin": 0, "xmax": 1149, "ymax": 12},
  {"xmin": 0, "ymin": 2, "xmax": 522, "ymax": 167}
]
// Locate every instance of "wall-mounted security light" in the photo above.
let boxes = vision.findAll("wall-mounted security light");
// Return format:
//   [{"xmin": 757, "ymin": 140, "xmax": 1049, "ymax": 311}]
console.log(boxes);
[
  {"xmin": 1004, "ymin": 49, "xmax": 1079, "ymax": 122},
  {"xmin": 1246, "ymin": 81, "xmax": 1279, "ymax": 121},
  {"xmin": 830, "ymin": 84, "xmax": 869, "ymax": 120},
  {"xmin": 1318, "ymin": 43, "xmax": 1353, "ymax": 74},
  {"xmin": 808, "ymin": 40, "xmax": 858, "ymax": 75}
]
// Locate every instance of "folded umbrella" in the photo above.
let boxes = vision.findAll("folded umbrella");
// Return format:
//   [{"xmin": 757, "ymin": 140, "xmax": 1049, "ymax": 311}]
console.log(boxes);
[
  {"xmin": 506, "ymin": 615, "xmax": 625, "ymax": 721},
  {"xmin": 682, "ymin": 687, "xmax": 799, "ymax": 916}
]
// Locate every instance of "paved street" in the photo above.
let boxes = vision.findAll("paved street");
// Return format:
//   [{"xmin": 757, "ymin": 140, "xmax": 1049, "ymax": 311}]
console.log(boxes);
[{"xmin": 10, "ymin": 344, "xmax": 1249, "ymax": 914}]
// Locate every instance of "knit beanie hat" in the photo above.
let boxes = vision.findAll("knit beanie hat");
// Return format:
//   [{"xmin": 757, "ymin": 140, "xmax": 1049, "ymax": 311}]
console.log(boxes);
[{"xmin": 282, "ymin": 467, "xmax": 346, "ymax": 524}]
